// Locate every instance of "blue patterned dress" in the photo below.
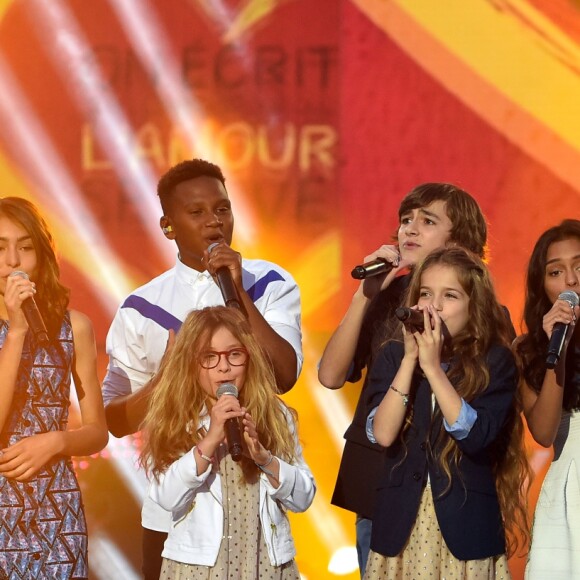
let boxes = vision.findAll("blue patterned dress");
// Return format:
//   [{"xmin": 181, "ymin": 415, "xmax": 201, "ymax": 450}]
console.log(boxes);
[{"xmin": 0, "ymin": 314, "xmax": 88, "ymax": 579}]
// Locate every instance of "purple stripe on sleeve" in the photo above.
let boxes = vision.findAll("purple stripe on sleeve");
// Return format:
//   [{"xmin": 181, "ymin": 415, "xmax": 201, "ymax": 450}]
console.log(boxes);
[
  {"xmin": 121, "ymin": 295, "xmax": 182, "ymax": 332},
  {"xmin": 246, "ymin": 270, "xmax": 284, "ymax": 302}
]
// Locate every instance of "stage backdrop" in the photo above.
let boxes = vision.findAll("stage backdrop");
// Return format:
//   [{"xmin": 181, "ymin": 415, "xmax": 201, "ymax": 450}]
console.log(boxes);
[{"xmin": 0, "ymin": 1, "xmax": 578, "ymax": 578}]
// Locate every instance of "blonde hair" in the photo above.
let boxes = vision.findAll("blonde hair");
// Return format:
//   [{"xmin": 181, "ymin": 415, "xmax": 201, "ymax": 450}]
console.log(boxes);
[
  {"xmin": 404, "ymin": 247, "xmax": 531, "ymax": 556},
  {"xmin": 140, "ymin": 306, "xmax": 297, "ymax": 481}
]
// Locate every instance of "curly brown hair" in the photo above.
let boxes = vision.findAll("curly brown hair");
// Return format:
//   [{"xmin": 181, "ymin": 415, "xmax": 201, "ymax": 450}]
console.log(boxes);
[{"xmin": 404, "ymin": 247, "xmax": 531, "ymax": 556}]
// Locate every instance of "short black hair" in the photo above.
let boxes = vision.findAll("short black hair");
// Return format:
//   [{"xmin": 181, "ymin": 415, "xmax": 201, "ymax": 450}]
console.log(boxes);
[{"xmin": 157, "ymin": 159, "xmax": 226, "ymax": 213}]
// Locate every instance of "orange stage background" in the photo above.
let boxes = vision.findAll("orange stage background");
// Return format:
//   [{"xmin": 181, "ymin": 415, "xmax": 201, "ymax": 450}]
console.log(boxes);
[{"xmin": 0, "ymin": 1, "xmax": 578, "ymax": 578}]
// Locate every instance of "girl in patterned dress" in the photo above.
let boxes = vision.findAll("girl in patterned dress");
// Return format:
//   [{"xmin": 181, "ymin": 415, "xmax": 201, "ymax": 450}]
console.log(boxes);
[
  {"xmin": 0, "ymin": 197, "xmax": 109, "ymax": 579},
  {"xmin": 362, "ymin": 248, "xmax": 530, "ymax": 579},
  {"xmin": 140, "ymin": 306, "xmax": 315, "ymax": 579}
]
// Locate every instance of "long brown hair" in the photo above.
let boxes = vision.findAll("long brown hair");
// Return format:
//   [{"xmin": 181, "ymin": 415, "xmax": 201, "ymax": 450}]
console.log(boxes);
[
  {"xmin": 405, "ymin": 247, "xmax": 530, "ymax": 556},
  {"xmin": 140, "ymin": 306, "xmax": 298, "ymax": 481},
  {"xmin": 516, "ymin": 219, "xmax": 580, "ymax": 410},
  {"xmin": 0, "ymin": 197, "xmax": 69, "ymax": 339}
]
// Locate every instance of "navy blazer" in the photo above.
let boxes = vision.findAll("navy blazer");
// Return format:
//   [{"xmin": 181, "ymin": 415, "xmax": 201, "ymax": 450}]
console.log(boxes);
[{"xmin": 365, "ymin": 341, "xmax": 518, "ymax": 561}]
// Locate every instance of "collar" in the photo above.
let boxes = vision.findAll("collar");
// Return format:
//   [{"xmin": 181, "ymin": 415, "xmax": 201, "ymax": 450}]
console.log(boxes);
[{"xmin": 175, "ymin": 254, "xmax": 213, "ymax": 284}]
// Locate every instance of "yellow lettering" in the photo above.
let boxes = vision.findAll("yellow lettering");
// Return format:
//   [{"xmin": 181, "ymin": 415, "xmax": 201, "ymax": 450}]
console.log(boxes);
[
  {"xmin": 257, "ymin": 123, "xmax": 295, "ymax": 170},
  {"xmin": 167, "ymin": 130, "xmax": 195, "ymax": 167},
  {"xmin": 81, "ymin": 124, "xmax": 112, "ymax": 170},
  {"xmin": 82, "ymin": 121, "xmax": 338, "ymax": 175},
  {"xmin": 134, "ymin": 123, "xmax": 166, "ymax": 167},
  {"xmin": 299, "ymin": 125, "xmax": 337, "ymax": 173},
  {"xmin": 216, "ymin": 122, "xmax": 255, "ymax": 170},
  {"xmin": 167, "ymin": 121, "xmax": 218, "ymax": 167}
]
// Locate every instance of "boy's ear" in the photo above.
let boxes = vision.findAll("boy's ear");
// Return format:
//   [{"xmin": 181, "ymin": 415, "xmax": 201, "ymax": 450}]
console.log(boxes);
[{"xmin": 160, "ymin": 217, "xmax": 175, "ymax": 239}]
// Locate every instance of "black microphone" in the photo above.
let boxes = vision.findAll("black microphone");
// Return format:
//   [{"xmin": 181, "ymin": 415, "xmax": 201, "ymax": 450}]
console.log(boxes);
[
  {"xmin": 9, "ymin": 271, "xmax": 49, "ymax": 344},
  {"xmin": 546, "ymin": 290, "xmax": 579, "ymax": 369},
  {"xmin": 395, "ymin": 307, "xmax": 425, "ymax": 331},
  {"xmin": 351, "ymin": 258, "xmax": 395, "ymax": 280},
  {"xmin": 207, "ymin": 242, "xmax": 242, "ymax": 310},
  {"xmin": 215, "ymin": 382, "xmax": 243, "ymax": 462}
]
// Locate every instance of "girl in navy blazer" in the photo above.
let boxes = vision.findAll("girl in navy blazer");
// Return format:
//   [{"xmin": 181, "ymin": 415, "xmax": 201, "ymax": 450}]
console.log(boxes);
[{"xmin": 363, "ymin": 248, "xmax": 530, "ymax": 579}]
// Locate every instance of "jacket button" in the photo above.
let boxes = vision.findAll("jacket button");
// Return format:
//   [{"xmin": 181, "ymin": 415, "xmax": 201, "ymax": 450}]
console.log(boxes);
[
  {"xmin": 420, "ymin": 442, "xmax": 426, "ymax": 450},
  {"xmin": 413, "ymin": 472, "xmax": 421, "ymax": 481}
]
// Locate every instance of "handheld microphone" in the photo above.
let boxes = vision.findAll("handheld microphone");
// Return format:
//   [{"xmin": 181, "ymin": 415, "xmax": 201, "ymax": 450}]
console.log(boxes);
[
  {"xmin": 395, "ymin": 307, "xmax": 425, "ymax": 331},
  {"xmin": 546, "ymin": 290, "xmax": 579, "ymax": 369},
  {"xmin": 9, "ymin": 271, "xmax": 49, "ymax": 344},
  {"xmin": 207, "ymin": 243, "xmax": 242, "ymax": 310},
  {"xmin": 215, "ymin": 382, "xmax": 243, "ymax": 462},
  {"xmin": 351, "ymin": 258, "xmax": 395, "ymax": 280}
]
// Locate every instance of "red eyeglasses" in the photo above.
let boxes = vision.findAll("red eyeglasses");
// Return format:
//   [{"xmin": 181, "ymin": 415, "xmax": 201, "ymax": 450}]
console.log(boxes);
[{"xmin": 200, "ymin": 348, "xmax": 249, "ymax": 369}]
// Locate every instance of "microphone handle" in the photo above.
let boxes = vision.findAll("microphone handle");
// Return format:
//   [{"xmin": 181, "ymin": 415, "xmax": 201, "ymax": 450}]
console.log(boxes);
[
  {"xmin": 215, "ymin": 267, "xmax": 242, "ymax": 310},
  {"xmin": 207, "ymin": 243, "xmax": 247, "ymax": 315},
  {"xmin": 225, "ymin": 417, "xmax": 243, "ymax": 462},
  {"xmin": 395, "ymin": 307, "xmax": 425, "ymax": 330},
  {"xmin": 9, "ymin": 270, "xmax": 49, "ymax": 344},
  {"xmin": 22, "ymin": 297, "xmax": 49, "ymax": 344},
  {"xmin": 351, "ymin": 258, "xmax": 393, "ymax": 280},
  {"xmin": 546, "ymin": 322, "xmax": 569, "ymax": 369}
]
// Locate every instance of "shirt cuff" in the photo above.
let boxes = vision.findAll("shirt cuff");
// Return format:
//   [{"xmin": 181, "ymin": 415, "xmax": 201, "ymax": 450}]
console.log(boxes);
[
  {"xmin": 366, "ymin": 407, "xmax": 378, "ymax": 444},
  {"xmin": 443, "ymin": 399, "xmax": 477, "ymax": 440}
]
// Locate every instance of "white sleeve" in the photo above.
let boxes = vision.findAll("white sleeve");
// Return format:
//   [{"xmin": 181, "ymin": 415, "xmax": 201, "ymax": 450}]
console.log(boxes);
[
  {"xmin": 258, "ymin": 270, "xmax": 303, "ymax": 377},
  {"xmin": 102, "ymin": 305, "xmax": 167, "ymax": 405},
  {"xmin": 261, "ymin": 408, "xmax": 316, "ymax": 513},
  {"xmin": 148, "ymin": 447, "xmax": 212, "ymax": 512}
]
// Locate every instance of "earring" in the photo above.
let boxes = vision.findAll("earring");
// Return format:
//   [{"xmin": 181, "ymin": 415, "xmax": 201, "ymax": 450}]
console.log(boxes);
[{"xmin": 162, "ymin": 225, "xmax": 173, "ymax": 234}]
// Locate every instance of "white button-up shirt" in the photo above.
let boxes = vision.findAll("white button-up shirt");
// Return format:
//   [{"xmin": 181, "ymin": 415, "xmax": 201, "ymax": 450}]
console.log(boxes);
[{"xmin": 103, "ymin": 255, "xmax": 303, "ymax": 531}]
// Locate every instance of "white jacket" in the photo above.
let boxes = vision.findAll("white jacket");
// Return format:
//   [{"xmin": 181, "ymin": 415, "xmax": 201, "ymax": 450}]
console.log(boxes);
[{"xmin": 148, "ymin": 413, "xmax": 316, "ymax": 567}]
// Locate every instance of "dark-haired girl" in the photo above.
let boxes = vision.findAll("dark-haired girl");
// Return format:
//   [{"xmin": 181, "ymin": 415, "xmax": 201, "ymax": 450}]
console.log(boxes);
[
  {"xmin": 514, "ymin": 219, "xmax": 580, "ymax": 579},
  {"xmin": 0, "ymin": 197, "xmax": 108, "ymax": 578}
]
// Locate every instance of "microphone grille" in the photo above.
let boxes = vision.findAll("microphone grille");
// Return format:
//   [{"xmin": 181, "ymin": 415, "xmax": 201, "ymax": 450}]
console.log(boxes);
[
  {"xmin": 207, "ymin": 242, "xmax": 219, "ymax": 253},
  {"xmin": 559, "ymin": 290, "xmax": 580, "ymax": 308},
  {"xmin": 395, "ymin": 307, "xmax": 410, "ymax": 322},
  {"xmin": 9, "ymin": 270, "xmax": 29, "ymax": 280},
  {"xmin": 216, "ymin": 383, "xmax": 238, "ymax": 399}
]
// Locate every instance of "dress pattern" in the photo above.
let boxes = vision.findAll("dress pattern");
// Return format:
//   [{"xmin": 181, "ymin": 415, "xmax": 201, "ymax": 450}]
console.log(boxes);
[
  {"xmin": 363, "ymin": 485, "xmax": 510, "ymax": 579},
  {"xmin": 0, "ymin": 316, "xmax": 88, "ymax": 579},
  {"xmin": 160, "ymin": 452, "xmax": 299, "ymax": 579}
]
